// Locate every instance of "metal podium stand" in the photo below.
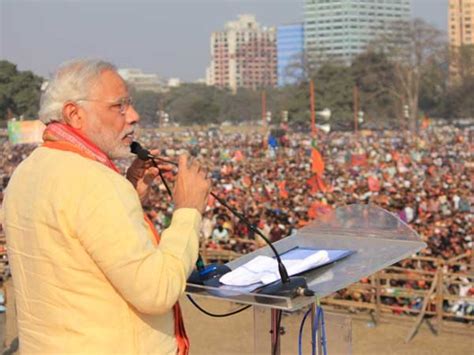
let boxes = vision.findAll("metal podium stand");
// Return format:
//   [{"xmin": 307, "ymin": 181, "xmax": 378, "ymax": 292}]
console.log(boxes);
[{"xmin": 186, "ymin": 204, "xmax": 426, "ymax": 354}]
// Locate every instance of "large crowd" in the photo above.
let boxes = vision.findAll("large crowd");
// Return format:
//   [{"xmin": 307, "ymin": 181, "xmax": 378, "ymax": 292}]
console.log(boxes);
[{"xmin": 0, "ymin": 124, "xmax": 472, "ymax": 318}]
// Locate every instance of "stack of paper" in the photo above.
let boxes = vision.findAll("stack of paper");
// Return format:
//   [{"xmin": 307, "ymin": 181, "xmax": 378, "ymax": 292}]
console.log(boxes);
[{"xmin": 219, "ymin": 250, "xmax": 330, "ymax": 286}]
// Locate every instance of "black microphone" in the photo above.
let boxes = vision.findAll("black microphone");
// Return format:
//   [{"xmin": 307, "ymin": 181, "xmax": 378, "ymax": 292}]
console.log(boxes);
[
  {"xmin": 130, "ymin": 141, "xmax": 314, "ymax": 298},
  {"xmin": 130, "ymin": 141, "xmax": 177, "ymax": 166}
]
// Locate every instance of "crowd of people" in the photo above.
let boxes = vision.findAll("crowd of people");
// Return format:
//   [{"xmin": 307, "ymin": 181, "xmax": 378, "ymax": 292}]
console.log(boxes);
[{"xmin": 0, "ymin": 123, "xmax": 472, "ymax": 318}]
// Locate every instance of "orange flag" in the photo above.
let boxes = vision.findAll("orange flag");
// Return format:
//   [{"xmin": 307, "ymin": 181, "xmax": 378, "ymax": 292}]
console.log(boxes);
[
  {"xmin": 311, "ymin": 148, "xmax": 325, "ymax": 175},
  {"xmin": 307, "ymin": 174, "xmax": 327, "ymax": 194},
  {"xmin": 421, "ymin": 117, "xmax": 430, "ymax": 129},
  {"xmin": 278, "ymin": 180, "xmax": 289, "ymax": 199}
]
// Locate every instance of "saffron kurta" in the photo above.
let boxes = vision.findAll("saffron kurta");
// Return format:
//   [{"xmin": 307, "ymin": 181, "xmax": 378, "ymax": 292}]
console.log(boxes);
[{"xmin": 2, "ymin": 147, "xmax": 200, "ymax": 354}]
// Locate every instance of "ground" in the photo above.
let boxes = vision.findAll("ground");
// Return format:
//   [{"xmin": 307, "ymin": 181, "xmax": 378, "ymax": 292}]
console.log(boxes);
[{"xmin": 1, "ymin": 297, "xmax": 472, "ymax": 354}]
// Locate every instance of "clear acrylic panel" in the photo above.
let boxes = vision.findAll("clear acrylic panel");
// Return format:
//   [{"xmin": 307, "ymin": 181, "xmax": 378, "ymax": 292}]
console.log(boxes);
[{"xmin": 187, "ymin": 205, "xmax": 425, "ymax": 311}]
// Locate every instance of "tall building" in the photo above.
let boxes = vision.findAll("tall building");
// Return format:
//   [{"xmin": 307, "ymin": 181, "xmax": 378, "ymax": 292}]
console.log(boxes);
[
  {"xmin": 206, "ymin": 14, "xmax": 277, "ymax": 92},
  {"xmin": 304, "ymin": 0, "xmax": 411, "ymax": 64},
  {"xmin": 448, "ymin": 0, "xmax": 474, "ymax": 81},
  {"xmin": 277, "ymin": 23, "xmax": 305, "ymax": 86},
  {"xmin": 449, "ymin": 0, "xmax": 474, "ymax": 46}
]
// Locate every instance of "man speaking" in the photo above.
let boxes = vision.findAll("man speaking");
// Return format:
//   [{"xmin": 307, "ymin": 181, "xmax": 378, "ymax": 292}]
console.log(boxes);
[{"xmin": 2, "ymin": 59, "xmax": 210, "ymax": 354}]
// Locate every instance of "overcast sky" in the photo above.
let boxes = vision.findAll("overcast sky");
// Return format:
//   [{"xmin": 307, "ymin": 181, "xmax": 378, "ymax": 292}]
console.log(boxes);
[{"xmin": 0, "ymin": 0, "xmax": 448, "ymax": 81}]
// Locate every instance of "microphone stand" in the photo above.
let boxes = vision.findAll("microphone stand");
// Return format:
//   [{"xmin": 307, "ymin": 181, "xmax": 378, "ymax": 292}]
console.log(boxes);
[{"xmin": 131, "ymin": 142, "xmax": 314, "ymax": 298}]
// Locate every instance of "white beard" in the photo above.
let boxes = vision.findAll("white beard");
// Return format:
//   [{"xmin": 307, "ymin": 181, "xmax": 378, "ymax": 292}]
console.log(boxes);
[{"xmin": 86, "ymin": 114, "xmax": 132, "ymax": 159}]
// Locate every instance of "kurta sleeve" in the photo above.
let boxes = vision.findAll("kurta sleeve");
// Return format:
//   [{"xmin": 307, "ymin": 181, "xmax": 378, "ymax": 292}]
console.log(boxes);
[{"xmin": 73, "ymin": 170, "xmax": 201, "ymax": 315}]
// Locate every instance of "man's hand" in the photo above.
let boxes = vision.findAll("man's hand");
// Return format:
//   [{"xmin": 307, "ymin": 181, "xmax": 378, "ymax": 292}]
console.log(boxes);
[
  {"xmin": 126, "ymin": 150, "xmax": 173, "ymax": 202},
  {"xmin": 173, "ymin": 154, "xmax": 211, "ymax": 214}
]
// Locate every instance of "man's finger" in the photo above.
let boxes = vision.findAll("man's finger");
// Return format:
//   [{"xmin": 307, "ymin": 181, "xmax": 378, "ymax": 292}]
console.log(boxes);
[
  {"xmin": 143, "ymin": 167, "xmax": 159, "ymax": 185},
  {"xmin": 178, "ymin": 153, "xmax": 189, "ymax": 170},
  {"xmin": 156, "ymin": 163, "xmax": 175, "ymax": 173}
]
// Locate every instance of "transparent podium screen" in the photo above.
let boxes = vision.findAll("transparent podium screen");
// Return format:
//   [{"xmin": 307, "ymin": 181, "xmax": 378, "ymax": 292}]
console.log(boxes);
[{"xmin": 187, "ymin": 204, "xmax": 425, "ymax": 311}]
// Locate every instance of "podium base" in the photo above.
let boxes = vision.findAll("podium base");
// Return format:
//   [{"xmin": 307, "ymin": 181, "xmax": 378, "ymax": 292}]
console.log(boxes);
[{"xmin": 258, "ymin": 276, "xmax": 314, "ymax": 298}]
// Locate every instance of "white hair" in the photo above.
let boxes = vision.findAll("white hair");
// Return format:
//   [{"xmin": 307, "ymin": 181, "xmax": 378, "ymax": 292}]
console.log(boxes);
[{"xmin": 39, "ymin": 59, "xmax": 117, "ymax": 124}]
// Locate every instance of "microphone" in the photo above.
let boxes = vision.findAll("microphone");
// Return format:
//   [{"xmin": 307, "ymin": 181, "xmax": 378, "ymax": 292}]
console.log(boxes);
[
  {"xmin": 130, "ymin": 141, "xmax": 314, "ymax": 298},
  {"xmin": 130, "ymin": 142, "xmax": 177, "ymax": 166}
]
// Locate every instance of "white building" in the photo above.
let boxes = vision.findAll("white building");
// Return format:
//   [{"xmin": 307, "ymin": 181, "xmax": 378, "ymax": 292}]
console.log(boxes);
[
  {"xmin": 118, "ymin": 68, "xmax": 163, "ymax": 92},
  {"xmin": 304, "ymin": 0, "xmax": 412, "ymax": 64}
]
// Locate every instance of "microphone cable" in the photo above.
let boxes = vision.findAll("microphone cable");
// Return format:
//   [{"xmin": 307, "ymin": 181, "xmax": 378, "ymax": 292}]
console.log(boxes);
[
  {"xmin": 186, "ymin": 294, "xmax": 251, "ymax": 318},
  {"xmin": 133, "ymin": 145, "xmax": 252, "ymax": 318}
]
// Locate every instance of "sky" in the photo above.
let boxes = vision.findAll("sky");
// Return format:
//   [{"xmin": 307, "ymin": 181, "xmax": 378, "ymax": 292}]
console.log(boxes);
[{"xmin": 0, "ymin": 0, "xmax": 448, "ymax": 81}]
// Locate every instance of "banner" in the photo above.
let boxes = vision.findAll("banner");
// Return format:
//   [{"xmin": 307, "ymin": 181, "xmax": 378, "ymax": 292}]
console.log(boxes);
[
  {"xmin": 350, "ymin": 153, "xmax": 368, "ymax": 167},
  {"xmin": 7, "ymin": 120, "xmax": 45, "ymax": 144}
]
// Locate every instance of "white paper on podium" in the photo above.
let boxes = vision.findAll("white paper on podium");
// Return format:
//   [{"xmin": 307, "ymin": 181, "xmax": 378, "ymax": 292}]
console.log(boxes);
[{"xmin": 220, "ymin": 249, "xmax": 332, "ymax": 286}]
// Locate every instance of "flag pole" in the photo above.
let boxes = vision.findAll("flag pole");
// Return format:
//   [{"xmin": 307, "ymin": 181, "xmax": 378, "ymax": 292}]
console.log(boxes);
[
  {"xmin": 309, "ymin": 79, "xmax": 316, "ymax": 136},
  {"xmin": 261, "ymin": 90, "xmax": 268, "ymax": 147},
  {"xmin": 353, "ymin": 85, "xmax": 359, "ymax": 133}
]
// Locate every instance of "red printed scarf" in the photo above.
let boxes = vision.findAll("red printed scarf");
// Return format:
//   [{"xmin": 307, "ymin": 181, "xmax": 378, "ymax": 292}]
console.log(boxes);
[{"xmin": 42, "ymin": 122, "xmax": 189, "ymax": 355}]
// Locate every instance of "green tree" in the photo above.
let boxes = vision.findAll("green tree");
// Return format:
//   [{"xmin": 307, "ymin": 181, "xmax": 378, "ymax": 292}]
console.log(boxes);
[
  {"xmin": 0, "ymin": 60, "xmax": 43, "ymax": 121},
  {"xmin": 219, "ymin": 87, "xmax": 260, "ymax": 123},
  {"xmin": 130, "ymin": 89, "xmax": 159, "ymax": 127},
  {"xmin": 311, "ymin": 63, "xmax": 354, "ymax": 130},
  {"xmin": 351, "ymin": 51, "xmax": 400, "ymax": 127},
  {"xmin": 164, "ymin": 84, "xmax": 223, "ymax": 125}
]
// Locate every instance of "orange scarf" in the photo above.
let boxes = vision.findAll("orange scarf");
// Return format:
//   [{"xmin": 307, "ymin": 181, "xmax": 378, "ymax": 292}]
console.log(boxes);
[{"xmin": 43, "ymin": 122, "xmax": 189, "ymax": 355}]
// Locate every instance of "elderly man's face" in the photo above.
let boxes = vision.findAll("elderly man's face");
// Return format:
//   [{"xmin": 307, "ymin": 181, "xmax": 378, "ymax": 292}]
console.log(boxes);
[{"xmin": 82, "ymin": 70, "xmax": 139, "ymax": 158}]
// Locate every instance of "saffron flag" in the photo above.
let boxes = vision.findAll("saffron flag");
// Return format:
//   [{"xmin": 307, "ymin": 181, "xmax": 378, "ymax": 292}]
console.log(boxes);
[
  {"xmin": 421, "ymin": 117, "xmax": 430, "ymax": 130},
  {"xmin": 311, "ymin": 148, "xmax": 325, "ymax": 175},
  {"xmin": 277, "ymin": 181, "xmax": 289, "ymax": 199},
  {"xmin": 306, "ymin": 174, "xmax": 327, "ymax": 194}
]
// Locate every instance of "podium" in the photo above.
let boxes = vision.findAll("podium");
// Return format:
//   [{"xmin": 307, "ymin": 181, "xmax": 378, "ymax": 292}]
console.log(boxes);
[{"xmin": 186, "ymin": 205, "xmax": 426, "ymax": 353}]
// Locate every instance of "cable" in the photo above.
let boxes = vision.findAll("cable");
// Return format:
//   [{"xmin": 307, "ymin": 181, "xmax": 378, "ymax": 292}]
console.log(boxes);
[
  {"xmin": 149, "ymin": 159, "xmax": 173, "ymax": 198},
  {"xmin": 319, "ymin": 307, "xmax": 327, "ymax": 355},
  {"xmin": 311, "ymin": 308, "xmax": 319, "ymax": 355},
  {"xmin": 311, "ymin": 307, "xmax": 328, "ymax": 355},
  {"xmin": 186, "ymin": 295, "xmax": 251, "ymax": 318},
  {"xmin": 298, "ymin": 305, "xmax": 328, "ymax": 355},
  {"xmin": 298, "ymin": 308, "xmax": 312, "ymax": 355},
  {"xmin": 272, "ymin": 310, "xmax": 283, "ymax": 355}
]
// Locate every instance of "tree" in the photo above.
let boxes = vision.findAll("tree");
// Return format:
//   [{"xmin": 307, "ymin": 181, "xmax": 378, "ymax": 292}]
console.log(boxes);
[
  {"xmin": 371, "ymin": 19, "xmax": 446, "ymax": 133},
  {"xmin": 351, "ymin": 51, "xmax": 400, "ymax": 127},
  {"xmin": 130, "ymin": 89, "xmax": 160, "ymax": 127},
  {"xmin": 219, "ymin": 87, "xmax": 260, "ymax": 123},
  {"xmin": 311, "ymin": 63, "xmax": 354, "ymax": 130},
  {"xmin": 163, "ymin": 84, "xmax": 224, "ymax": 125},
  {"xmin": 0, "ymin": 60, "xmax": 43, "ymax": 121}
]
